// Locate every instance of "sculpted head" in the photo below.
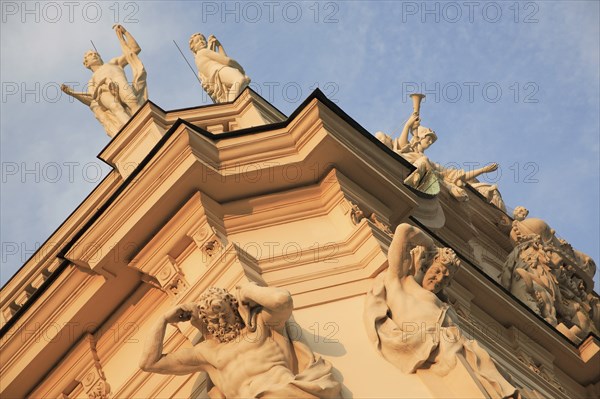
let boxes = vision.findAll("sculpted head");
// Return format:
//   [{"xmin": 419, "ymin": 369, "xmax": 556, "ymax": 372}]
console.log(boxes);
[
  {"xmin": 195, "ymin": 287, "xmax": 245, "ymax": 343},
  {"xmin": 513, "ymin": 206, "xmax": 529, "ymax": 221},
  {"xmin": 575, "ymin": 250, "xmax": 597, "ymax": 278},
  {"xmin": 420, "ymin": 248, "xmax": 460, "ymax": 293},
  {"xmin": 413, "ymin": 126, "xmax": 437, "ymax": 151},
  {"xmin": 189, "ymin": 33, "xmax": 207, "ymax": 53},
  {"xmin": 83, "ymin": 50, "xmax": 103, "ymax": 69}
]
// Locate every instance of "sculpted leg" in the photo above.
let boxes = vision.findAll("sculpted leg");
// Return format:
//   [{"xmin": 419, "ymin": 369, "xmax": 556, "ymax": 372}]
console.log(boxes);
[
  {"xmin": 90, "ymin": 101, "xmax": 120, "ymax": 137},
  {"xmin": 219, "ymin": 67, "xmax": 250, "ymax": 102},
  {"xmin": 98, "ymin": 91, "xmax": 131, "ymax": 126},
  {"xmin": 117, "ymin": 83, "xmax": 143, "ymax": 114}
]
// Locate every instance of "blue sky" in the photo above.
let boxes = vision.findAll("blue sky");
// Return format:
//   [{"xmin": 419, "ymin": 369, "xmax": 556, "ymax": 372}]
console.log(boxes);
[{"xmin": 1, "ymin": 1, "xmax": 599, "ymax": 288}]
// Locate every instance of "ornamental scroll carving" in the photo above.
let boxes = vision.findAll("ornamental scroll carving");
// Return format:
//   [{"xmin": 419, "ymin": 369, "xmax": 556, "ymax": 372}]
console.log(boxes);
[
  {"xmin": 82, "ymin": 334, "xmax": 111, "ymax": 399},
  {"xmin": 500, "ymin": 207, "xmax": 599, "ymax": 343}
]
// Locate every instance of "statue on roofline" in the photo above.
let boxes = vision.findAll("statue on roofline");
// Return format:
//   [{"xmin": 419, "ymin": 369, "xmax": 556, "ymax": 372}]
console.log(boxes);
[
  {"xmin": 375, "ymin": 94, "xmax": 506, "ymax": 210},
  {"xmin": 501, "ymin": 206, "xmax": 599, "ymax": 343},
  {"xmin": 189, "ymin": 33, "xmax": 251, "ymax": 104},
  {"xmin": 61, "ymin": 25, "xmax": 148, "ymax": 138}
]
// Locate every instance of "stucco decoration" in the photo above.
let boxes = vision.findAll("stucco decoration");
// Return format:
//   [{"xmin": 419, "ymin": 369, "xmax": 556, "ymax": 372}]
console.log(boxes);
[
  {"xmin": 364, "ymin": 224, "xmax": 518, "ymax": 399},
  {"xmin": 501, "ymin": 207, "xmax": 599, "ymax": 343},
  {"xmin": 375, "ymin": 94, "xmax": 505, "ymax": 210},
  {"xmin": 61, "ymin": 25, "xmax": 147, "ymax": 137},
  {"xmin": 189, "ymin": 33, "xmax": 251, "ymax": 103},
  {"xmin": 140, "ymin": 283, "xmax": 341, "ymax": 398},
  {"xmin": 82, "ymin": 334, "xmax": 111, "ymax": 399},
  {"xmin": 348, "ymin": 202, "xmax": 393, "ymax": 236}
]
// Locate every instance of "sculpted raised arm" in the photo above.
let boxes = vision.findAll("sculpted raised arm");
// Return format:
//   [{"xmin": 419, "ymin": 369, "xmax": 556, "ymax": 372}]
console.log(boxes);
[
  {"xmin": 387, "ymin": 224, "xmax": 435, "ymax": 280},
  {"xmin": 208, "ymin": 35, "xmax": 228, "ymax": 57},
  {"xmin": 139, "ymin": 304, "xmax": 207, "ymax": 375},
  {"xmin": 238, "ymin": 283, "xmax": 293, "ymax": 331},
  {"xmin": 395, "ymin": 113, "xmax": 420, "ymax": 151},
  {"xmin": 111, "ymin": 24, "xmax": 141, "ymax": 67}
]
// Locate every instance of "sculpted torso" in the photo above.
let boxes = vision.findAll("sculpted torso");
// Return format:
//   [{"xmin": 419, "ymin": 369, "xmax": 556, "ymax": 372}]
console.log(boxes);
[
  {"xmin": 200, "ymin": 316, "xmax": 294, "ymax": 398},
  {"xmin": 140, "ymin": 284, "xmax": 341, "ymax": 398},
  {"xmin": 88, "ymin": 62, "xmax": 129, "ymax": 94},
  {"xmin": 385, "ymin": 275, "xmax": 453, "ymax": 328},
  {"xmin": 194, "ymin": 48, "xmax": 226, "ymax": 78},
  {"xmin": 61, "ymin": 25, "xmax": 147, "ymax": 137},
  {"xmin": 364, "ymin": 224, "xmax": 518, "ymax": 398}
]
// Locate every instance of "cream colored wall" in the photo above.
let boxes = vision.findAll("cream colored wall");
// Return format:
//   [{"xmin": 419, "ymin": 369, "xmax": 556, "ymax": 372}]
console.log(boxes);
[
  {"xmin": 294, "ymin": 295, "xmax": 425, "ymax": 398},
  {"xmin": 294, "ymin": 295, "xmax": 429, "ymax": 398},
  {"xmin": 292, "ymin": 295, "xmax": 483, "ymax": 399}
]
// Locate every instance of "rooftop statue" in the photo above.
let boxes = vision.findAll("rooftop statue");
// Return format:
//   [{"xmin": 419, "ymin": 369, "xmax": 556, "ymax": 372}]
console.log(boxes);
[
  {"xmin": 189, "ymin": 33, "xmax": 251, "ymax": 103},
  {"xmin": 501, "ymin": 207, "xmax": 599, "ymax": 343},
  {"xmin": 140, "ymin": 283, "xmax": 341, "ymax": 398},
  {"xmin": 375, "ymin": 94, "xmax": 505, "ymax": 210},
  {"xmin": 61, "ymin": 25, "xmax": 148, "ymax": 137},
  {"xmin": 364, "ymin": 224, "xmax": 519, "ymax": 399}
]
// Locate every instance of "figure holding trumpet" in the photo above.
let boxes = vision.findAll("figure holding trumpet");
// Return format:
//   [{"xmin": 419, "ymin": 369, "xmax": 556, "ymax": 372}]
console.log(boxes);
[{"xmin": 375, "ymin": 94, "xmax": 505, "ymax": 209}]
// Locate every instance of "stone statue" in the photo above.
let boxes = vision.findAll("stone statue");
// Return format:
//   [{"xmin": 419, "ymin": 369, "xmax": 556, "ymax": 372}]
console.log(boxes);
[
  {"xmin": 364, "ymin": 224, "xmax": 518, "ymax": 399},
  {"xmin": 375, "ymin": 101, "xmax": 505, "ymax": 210},
  {"xmin": 501, "ymin": 207, "xmax": 599, "ymax": 342},
  {"xmin": 140, "ymin": 283, "xmax": 341, "ymax": 398},
  {"xmin": 502, "ymin": 218, "xmax": 560, "ymax": 326},
  {"xmin": 512, "ymin": 206, "xmax": 529, "ymax": 222},
  {"xmin": 189, "ymin": 33, "xmax": 251, "ymax": 103},
  {"xmin": 61, "ymin": 25, "xmax": 148, "ymax": 137}
]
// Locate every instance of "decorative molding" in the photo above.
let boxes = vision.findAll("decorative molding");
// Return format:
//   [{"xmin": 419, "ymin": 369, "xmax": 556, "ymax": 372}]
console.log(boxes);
[
  {"xmin": 98, "ymin": 89, "xmax": 286, "ymax": 174},
  {"xmin": 368, "ymin": 213, "xmax": 394, "ymax": 237},
  {"xmin": 449, "ymin": 296, "xmax": 571, "ymax": 398},
  {"xmin": 349, "ymin": 201, "xmax": 393, "ymax": 237},
  {"xmin": 349, "ymin": 201, "xmax": 366, "ymax": 225},
  {"xmin": 138, "ymin": 258, "xmax": 187, "ymax": 299},
  {"xmin": 130, "ymin": 191, "xmax": 228, "ymax": 298},
  {"xmin": 80, "ymin": 334, "xmax": 111, "ymax": 399},
  {"xmin": 64, "ymin": 126, "xmax": 196, "ymax": 274},
  {"xmin": 514, "ymin": 348, "xmax": 565, "ymax": 394},
  {"xmin": 1, "ymin": 267, "xmax": 103, "ymax": 389},
  {"xmin": 1, "ymin": 172, "xmax": 121, "ymax": 327},
  {"xmin": 201, "ymin": 239, "xmax": 222, "ymax": 258}
]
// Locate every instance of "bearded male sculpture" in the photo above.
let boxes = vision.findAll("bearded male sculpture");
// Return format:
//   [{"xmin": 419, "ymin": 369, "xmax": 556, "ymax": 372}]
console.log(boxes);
[
  {"xmin": 501, "ymin": 207, "xmax": 599, "ymax": 343},
  {"xmin": 140, "ymin": 283, "xmax": 341, "ymax": 398}
]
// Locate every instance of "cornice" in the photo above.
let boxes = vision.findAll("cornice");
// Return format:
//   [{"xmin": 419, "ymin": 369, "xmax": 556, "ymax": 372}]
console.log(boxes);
[
  {"xmin": 1, "ymin": 266, "xmax": 104, "ymax": 397},
  {"xmin": 0, "ymin": 173, "xmax": 122, "ymax": 327}
]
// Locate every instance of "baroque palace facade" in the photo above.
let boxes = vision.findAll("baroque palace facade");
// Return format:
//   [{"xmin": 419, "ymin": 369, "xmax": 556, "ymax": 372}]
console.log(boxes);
[{"xmin": 1, "ymin": 28, "xmax": 598, "ymax": 399}]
